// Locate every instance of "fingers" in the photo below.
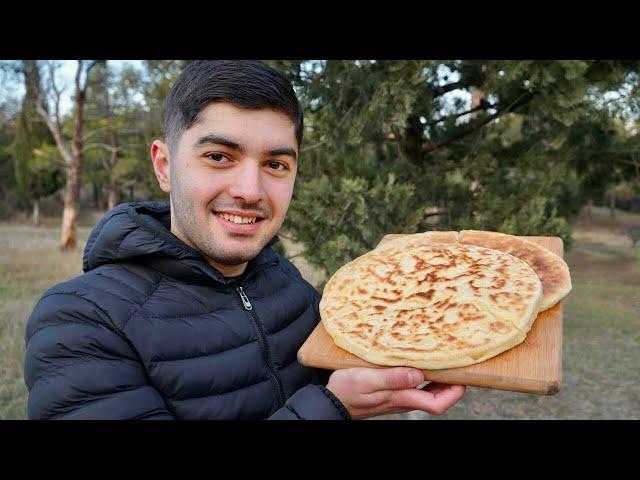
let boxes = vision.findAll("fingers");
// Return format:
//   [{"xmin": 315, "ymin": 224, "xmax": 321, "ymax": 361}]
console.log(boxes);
[
  {"xmin": 392, "ymin": 383, "xmax": 466, "ymax": 415},
  {"xmin": 354, "ymin": 367, "xmax": 425, "ymax": 392}
]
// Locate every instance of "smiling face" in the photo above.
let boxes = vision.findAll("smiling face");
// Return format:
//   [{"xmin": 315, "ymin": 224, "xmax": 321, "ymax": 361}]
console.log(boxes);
[{"xmin": 151, "ymin": 102, "xmax": 298, "ymax": 277}]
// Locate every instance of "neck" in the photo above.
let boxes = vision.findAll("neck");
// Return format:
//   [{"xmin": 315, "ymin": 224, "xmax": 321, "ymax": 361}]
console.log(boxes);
[
  {"xmin": 169, "ymin": 220, "xmax": 248, "ymax": 279},
  {"xmin": 207, "ymin": 259, "xmax": 247, "ymax": 278}
]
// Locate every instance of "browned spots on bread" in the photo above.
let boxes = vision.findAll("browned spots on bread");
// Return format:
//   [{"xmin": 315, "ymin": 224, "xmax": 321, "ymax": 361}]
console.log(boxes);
[
  {"xmin": 490, "ymin": 321, "xmax": 510, "ymax": 333},
  {"xmin": 408, "ymin": 289, "xmax": 435, "ymax": 301},
  {"xmin": 371, "ymin": 295, "xmax": 402, "ymax": 304},
  {"xmin": 493, "ymin": 278, "xmax": 506, "ymax": 288}
]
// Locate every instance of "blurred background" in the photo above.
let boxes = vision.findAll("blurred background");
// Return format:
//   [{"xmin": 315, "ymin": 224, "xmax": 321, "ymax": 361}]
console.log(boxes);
[{"xmin": 0, "ymin": 60, "xmax": 638, "ymax": 419}]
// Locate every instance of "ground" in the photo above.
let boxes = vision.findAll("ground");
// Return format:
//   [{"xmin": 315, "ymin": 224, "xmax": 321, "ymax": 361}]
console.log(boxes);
[{"xmin": 1, "ymin": 206, "xmax": 638, "ymax": 419}]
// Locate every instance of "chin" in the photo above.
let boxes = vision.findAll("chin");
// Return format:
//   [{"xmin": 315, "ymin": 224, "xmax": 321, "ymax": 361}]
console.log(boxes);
[{"xmin": 212, "ymin": 244, "xmax": 264, "ymax": 265}]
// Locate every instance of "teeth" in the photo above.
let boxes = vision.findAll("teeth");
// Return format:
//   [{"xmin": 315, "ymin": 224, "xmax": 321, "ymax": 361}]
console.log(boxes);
[{"xmin": 218, "ymin": 213, "xmax": 257, "ymax": 224}]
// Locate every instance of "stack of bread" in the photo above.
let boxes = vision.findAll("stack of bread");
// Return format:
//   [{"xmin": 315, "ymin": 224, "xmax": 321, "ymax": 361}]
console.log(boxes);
[{"xmin": 319, "ymin": 231, "xmax": 572, "ymax": 370}]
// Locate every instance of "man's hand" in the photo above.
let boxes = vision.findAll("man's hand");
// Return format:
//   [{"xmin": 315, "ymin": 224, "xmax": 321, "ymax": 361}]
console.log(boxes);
[{"xmin": 326, "ymin": 367, "xmax": 466, "ymax": 420}]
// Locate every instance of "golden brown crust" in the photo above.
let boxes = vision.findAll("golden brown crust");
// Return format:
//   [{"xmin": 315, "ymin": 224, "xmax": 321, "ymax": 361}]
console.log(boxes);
[
  {"xmin": 320, "ymin": 240, "xmax": 543, "ymax": 370},
  {"xmin": 459, "ymin": 230, "xmax": 572, "ymax": 310}
]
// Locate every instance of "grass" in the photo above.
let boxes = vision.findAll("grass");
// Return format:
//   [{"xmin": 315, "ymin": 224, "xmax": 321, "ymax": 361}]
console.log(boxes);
[
  {"xmin": 0, "ymin": 223, "xmax": 89, "ymax": 420},
  {"xmin": 1, "ymin": 206, "xmax": 639, "ymax": 419}
]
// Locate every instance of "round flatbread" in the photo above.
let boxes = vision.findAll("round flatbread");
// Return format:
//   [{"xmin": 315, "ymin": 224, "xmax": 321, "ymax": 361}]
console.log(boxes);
[
  {"xmin": 459, "ymin": 230, "xmax": 572, "ymax": 311},
  {"xmin": 320, "ymin": 239, "xmax": 543, "ymax": 370},
  {"xmin": 377, "ymin": 230, "xmax": 572, "ymax": 311}
]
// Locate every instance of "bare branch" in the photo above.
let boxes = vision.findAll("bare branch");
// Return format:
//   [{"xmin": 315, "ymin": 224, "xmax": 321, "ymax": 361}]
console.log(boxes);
[
  {"xmin": 84, "ymin": 143, "xmax": 122, "ymax": 152},
  {"xmin": 46, "ymin": 61, "xmax": 64, "ymax": 131},
  {"xmin": 82, "ymin": 126, "xmax": 143, "ymax": 142},
  {"xmin": 36, "ymin": 88, "xmax": 72, "ymax": 165},
  {"xmin": 301, "ymin": 139, "xmax": 328, "ymax": 153},
  {"xmin": 82, "ymin": 125, "xmax": 113, "ymax": 142},
  {"xmin": 80, "ymin": 60, "xmax": 99, "ymax": 93},
  {"xmin": 74, "ymin": 60, "xmax": 83, "ymax": 95},
  {"xmin": 286, "ymin": 252, "xmax": 306, "ymax": 260}
]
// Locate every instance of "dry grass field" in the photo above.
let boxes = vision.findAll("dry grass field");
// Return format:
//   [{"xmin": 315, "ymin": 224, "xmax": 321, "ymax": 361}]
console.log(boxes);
[{"xmin": 1, "ymin": 206, "xmax": 638, "ymax": 419}]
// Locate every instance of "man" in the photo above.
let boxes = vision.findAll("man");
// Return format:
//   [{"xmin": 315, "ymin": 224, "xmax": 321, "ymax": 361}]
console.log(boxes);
[{"xmin": 24, "ymin": 60, "xmax": 465, "ymax": 420}]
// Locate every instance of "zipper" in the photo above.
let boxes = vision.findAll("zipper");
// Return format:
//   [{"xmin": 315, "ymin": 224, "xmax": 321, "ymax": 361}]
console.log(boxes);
[{"xmin": 236, "ymin": 284, "xmax": 287, "ymax": 407}]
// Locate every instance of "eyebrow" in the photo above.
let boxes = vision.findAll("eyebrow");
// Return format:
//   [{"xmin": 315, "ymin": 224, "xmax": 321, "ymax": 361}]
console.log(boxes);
[{"xmin": 194, "ymin": 134, "xmax": 297, "ymax": 162}]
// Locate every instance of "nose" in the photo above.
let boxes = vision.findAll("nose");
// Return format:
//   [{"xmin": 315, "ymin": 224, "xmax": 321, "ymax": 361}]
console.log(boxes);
[{"xmin": 228, "ymin": 160, "xmax": 264, "ymax": 205}]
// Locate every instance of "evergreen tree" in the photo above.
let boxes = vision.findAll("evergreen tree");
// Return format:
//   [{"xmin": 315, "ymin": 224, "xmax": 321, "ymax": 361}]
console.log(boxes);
[{"xmin": 12, "ymin": 61, "xmax": 63, "ymax": 225}]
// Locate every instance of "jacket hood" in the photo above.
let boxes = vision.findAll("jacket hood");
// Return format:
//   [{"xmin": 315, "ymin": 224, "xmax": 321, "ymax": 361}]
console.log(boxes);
[{"xmin": 82, "ymin": 201, "xmax": 279, "ymax": 285}]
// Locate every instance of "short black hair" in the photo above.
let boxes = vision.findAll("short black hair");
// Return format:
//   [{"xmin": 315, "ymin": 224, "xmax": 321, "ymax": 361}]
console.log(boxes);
[{"xmin": 164, "ymin": 60, "xmax": 303, "ymax": 155}]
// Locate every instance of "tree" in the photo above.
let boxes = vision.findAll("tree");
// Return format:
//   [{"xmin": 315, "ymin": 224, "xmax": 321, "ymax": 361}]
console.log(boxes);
[
  {"xmin": 82, "ymin": 62, "xmax": 147, "ymax": 211},
  {"xmin": 267, "ymin": 60, "xmax": 640, "ymax": 278},
  {"xmin": 35, "ymin": 60, "xmax": 98, "ymax": 250},
  {"xmin": 12, "ymin": 61, "xmax": 64, "ymax": 225}
]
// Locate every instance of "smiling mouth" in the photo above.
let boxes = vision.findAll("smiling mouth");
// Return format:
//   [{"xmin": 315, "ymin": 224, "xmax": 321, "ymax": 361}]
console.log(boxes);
[{"xmin": 214, "ymin": 212, "xmax": 265, "ymax": 225}]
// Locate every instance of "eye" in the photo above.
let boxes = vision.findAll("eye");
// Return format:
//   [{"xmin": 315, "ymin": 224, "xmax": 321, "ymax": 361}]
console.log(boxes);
[
  {"xmin": 265, "ymin": 160, "xmax": 289, "ymax": 171},
  {"xmin": 205, "ymin": 152, "xmax": 231, "ymax": 163}
]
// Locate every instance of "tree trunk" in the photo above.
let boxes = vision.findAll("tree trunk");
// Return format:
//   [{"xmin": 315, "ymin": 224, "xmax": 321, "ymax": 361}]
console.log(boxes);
[
  {"xmin": 106, "ymin": 130, "xmax": 119, "ymax": 211},
  {"xmin": 610, "ymin": 192, "xmax": 616, "ymax": 219},
  {"xmin": 471, "ymin": 86, "xmax": 486, "ymax": 119},
  {"xmin": 586, "ymin": 198, "xmax": 593, "ymax": 220},
  {"xmin": 59, "ymin": 61, "xmax": 90, "ymax": 251},
  {"xmin": 32, "ymin": 199, "xmax": 40, "ymax": 227},
  {"xmin": 60, "ymin": 161, "xmax": 80, "ymax": 250},
  {"xmin": 35, "ymin": 60, "xmax": 96, "ymax": 251},
  {"xmin": 93, "ymin": 182, "xmax": 101, "ymax": 208},
  {"xmin": 107, "ymin": 186, "xmax": 118, "ymax": 210}
]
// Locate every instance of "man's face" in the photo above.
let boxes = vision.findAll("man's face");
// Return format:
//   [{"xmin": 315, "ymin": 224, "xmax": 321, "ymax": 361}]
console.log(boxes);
[{"xmin": 152, "ymin": 103, "xmax": 298, "ymax": 272}]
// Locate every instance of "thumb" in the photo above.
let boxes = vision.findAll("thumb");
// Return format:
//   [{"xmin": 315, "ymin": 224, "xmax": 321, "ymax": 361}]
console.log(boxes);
[{"xmin": 363, "ymin": 367, "xmax": 425, "ymax": 391}]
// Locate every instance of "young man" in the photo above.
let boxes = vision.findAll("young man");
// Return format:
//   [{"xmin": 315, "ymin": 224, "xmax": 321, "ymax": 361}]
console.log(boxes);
[{"xmin": 24, "ymin": 60, "xmax": 465, "ymax": 420}]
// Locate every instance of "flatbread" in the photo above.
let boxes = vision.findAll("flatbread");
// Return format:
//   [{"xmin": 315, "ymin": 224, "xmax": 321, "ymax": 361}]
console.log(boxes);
[
  {"xmin": 320, "ymin": 240, "xmax": 543, "ymax": 369},
  {"xmin": 376, "ymin": 230, "xmax": 572, "ymax": 311},
  {"xmin": 376, "ymin": 231, "xmax": 459, "ymax": 250},
  {"xmin": 459, "ymin": 230, "xmax": 572, "ymax": 311}
]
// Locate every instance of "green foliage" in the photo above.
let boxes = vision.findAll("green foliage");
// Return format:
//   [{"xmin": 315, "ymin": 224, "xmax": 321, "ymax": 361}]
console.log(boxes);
[
  {"xmin": 273, "ymin": 60, "xmax": 640, "ymax": 274},
  {"xmin": 286, "ymin": 173, "xmax": 424, "ymax": 274},
  {"xmin": 3, "ymin": 59, "xmax": 640, "ymax": 274},
  {"xmin": 12, "ymin": 61, "xmax": 63, "ymax": 205}
]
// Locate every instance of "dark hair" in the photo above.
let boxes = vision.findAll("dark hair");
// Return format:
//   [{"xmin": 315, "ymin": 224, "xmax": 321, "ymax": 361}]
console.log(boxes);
[{"xmin": 164, "ymin": 60, "xmax": 303, "ymax": 155}]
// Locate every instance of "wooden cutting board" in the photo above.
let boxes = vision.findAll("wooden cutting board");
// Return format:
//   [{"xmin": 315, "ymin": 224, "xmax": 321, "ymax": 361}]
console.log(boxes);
[{"xmin": 297, "ymin": 235, "xmax": 563, "ymax": 395}]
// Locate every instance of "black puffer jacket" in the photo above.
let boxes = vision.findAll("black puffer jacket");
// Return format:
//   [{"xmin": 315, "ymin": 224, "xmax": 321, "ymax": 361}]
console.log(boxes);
[{"xmin": 24, "ymin": 201, "xmax": 350, "ymax": 420}]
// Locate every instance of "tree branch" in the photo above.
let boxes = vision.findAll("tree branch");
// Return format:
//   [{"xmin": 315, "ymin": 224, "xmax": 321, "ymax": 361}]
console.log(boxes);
[
  {"xmin": 423, "ymin": 91, "xmax": 537, "ymax": 154},
  {"xmin": 82, "ymin": 125, "xmax": 113, "ymax": 142},
  {"xmin": 426, "ymin": 101, "xmax": 494, "ymax": 128},
  {"xmin": 432, "ymin": 79, "xmax": 469, "ymax": 98},
  {"xmin": 46, "ymin": 61, "xmax": 64, "ymax": 133},
  {"xmin": 301, "ymin": 139, "xmax": 328, "ymax": 153},
  {"xmin": 36, "ymin": 88, "xmax": 72, "ymax": 165},
  {"xmin": 81, "ymin": 60, "xmax": 99, "ymax": 93},
  {"xmin": 84, "ymin": 143, "xmax": 123, "ymax": 152}
]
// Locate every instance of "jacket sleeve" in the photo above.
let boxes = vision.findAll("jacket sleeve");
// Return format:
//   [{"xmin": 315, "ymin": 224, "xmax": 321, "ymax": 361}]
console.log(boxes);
[
  {"xmin": 267, "ymin": 384, "xmax": 351, "ymax": 420},
  {"xmin": 24, "ymin": 292, "xmax": 174, "ymax": 420}
]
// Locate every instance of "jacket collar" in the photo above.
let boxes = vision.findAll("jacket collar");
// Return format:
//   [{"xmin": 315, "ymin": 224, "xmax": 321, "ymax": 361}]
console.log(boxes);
[{"xmin": 83, "ymin": 201, "xmax": 279, "ymax": 286}]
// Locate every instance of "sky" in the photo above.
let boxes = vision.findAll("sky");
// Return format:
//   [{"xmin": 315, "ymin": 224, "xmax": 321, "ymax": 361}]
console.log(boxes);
[
  {"xmin": 0, "ymin": 60, "xmax": 144, "ymax": 115},
  {"xmin": 46, "ymin": 60, "xmax": 144, "ymax": 114}
]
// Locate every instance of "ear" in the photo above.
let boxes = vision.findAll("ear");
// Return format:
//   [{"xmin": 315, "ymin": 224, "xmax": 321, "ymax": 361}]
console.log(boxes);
[{"xmin": 150, "ymin": 140, "xmax": 171, "ymax": 193}]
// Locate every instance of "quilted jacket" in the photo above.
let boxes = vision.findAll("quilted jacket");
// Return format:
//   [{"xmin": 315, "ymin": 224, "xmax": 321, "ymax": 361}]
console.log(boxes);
[{"xmin": 24, "ymin": 201, "xmax": 350, "ymax": 420}]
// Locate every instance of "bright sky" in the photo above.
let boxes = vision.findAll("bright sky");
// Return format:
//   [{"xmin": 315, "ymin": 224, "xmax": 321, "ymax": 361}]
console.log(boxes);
[
  {"xmin": 53, "ymin": 60, "xmax": 144, "ymax": 114},
  {"xmin": 0, "ymin": 60, "xmax": 144, "ymax": 115}
]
